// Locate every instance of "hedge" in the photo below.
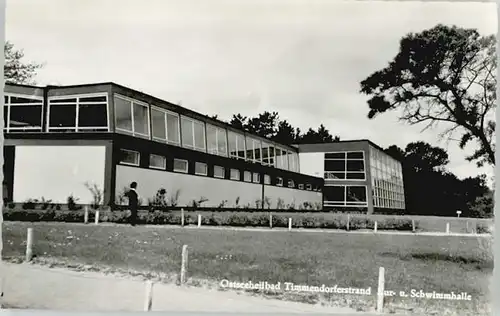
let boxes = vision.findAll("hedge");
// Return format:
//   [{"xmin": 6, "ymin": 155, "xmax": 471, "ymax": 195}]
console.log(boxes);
[{"xmin": 3, "ymin": 208, "xmax": 421, "ymax": 231}]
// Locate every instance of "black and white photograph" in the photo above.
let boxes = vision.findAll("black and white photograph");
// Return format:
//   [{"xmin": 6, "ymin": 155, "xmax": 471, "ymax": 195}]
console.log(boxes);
[{"xmin": 0, "ymin": 0, "xmax": 496, "ymax": 315}]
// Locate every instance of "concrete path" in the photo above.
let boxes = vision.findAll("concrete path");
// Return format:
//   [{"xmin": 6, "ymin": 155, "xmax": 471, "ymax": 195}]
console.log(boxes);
[{"xmin": 0, "ymin": 262, "xmax": 359, "ymax": 313}]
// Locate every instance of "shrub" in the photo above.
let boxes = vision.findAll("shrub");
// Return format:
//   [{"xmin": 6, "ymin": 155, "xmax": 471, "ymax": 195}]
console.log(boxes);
[
  {"xmin": 67, "ymin": 195, "xmax": 80, "ymax": 211},
  {"xmin": 22, "ymin": 199, "xmax": 37, "ymax": 210},
  {"xmin": 84, "ymin": 182, "xmax": 104, "ymax": 209},
  {"xmin": 148, "ymin": 188, "xmax": 168, "ymax": 210},
  {"xmin": 2, "ymin": 208, "xmax": 439, "ymax": 233}
]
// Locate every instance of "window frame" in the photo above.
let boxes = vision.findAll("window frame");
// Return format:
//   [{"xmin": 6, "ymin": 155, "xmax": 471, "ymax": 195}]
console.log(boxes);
[
  {"xmin": 230, "ymin": 168, "xmax": 240, "ymax": 180},
  {"xmin": 4, "ymin": 93, "xmax": 45, "ymax": 132},
  {"xmin": 47, "ymin": 93, "xmax": 110, "ymax": 132},
  {"xmin": 276, "ymin": 177, "xmax": 284, "ymax": 187},
  {"xmin": 323, "ymin": 184, "xmax": 368, "ymax": 207},
  {"xmin": 324, "ymin": 151, "xmax": 366, "ymax": 181},
  {"xmin": 194, "ymin": 162, "xmax": 208, "ymax": 176},
  {"xmin": 206, "ymin": 123, "xmax": 228, "ymax": 156},
  {"xmin": 243, "ymin": 171, "xmax": 252, "ymax": 182},
  {"xmin": 181, "ymin": 115, "xmax": 206, "ymax": 152},
  {"xmin": 113, "ymin": 94, "xmax": 150, "ymax": 138},
  {"xmin": 252, "ymin": 172, "xmax": 260, "ymax": 184},
  {"xmin": 264, "ymin": 174, "xmax": 271, "ymax": 185},
  {"xmin": 173, "ymin": 158, "xmax": 189, "ymax": 173},
  {"xmin": 119, "ymin": 149, "xmax": 140, "ymax": 166},
  {"xmin": 213, "ymin": 165, "xmax": 225, "ymax": 179},
  {"xmin": 150, "ymin": 105, "xmax": 181, "ymax": 145},
  {"xmin": 287, "ymin": 179, "xmax": 295, "ymax": 188},
  {"xmin": 149, "ymin": 154, "xmax": 167, "ymax": 170}
]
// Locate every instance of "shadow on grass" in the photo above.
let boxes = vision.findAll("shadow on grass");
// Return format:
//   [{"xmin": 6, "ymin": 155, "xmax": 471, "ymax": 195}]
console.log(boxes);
[{"xmin": 380, "ymin": 251, "xmax": 494, "ymax": 270}]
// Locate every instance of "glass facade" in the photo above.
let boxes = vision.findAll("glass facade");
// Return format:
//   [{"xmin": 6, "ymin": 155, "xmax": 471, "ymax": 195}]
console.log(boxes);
[
  {"xmin": 5, "ymin": 87, "xmax": 301, "ymax": 173},
  {"xmin": 370, "ymin": 146, "xmax": 405, "ymax": 209}
]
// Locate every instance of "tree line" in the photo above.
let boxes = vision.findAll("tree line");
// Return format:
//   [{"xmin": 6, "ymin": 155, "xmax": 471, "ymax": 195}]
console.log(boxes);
[{"xmin": 220, "ymin": 111, "xmax": 493, "ymax": 218}]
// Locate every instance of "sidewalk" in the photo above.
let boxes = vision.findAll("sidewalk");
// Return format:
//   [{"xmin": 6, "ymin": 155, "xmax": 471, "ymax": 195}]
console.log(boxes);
[{"xmin": 0, "ymin": 262, "xmax": 358, "ymax": 313}]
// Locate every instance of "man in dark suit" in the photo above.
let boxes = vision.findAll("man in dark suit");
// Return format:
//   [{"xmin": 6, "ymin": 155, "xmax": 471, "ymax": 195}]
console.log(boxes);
[{"xmin": 127, "ymin": 181, "xmax": 139, "ymax": 226}]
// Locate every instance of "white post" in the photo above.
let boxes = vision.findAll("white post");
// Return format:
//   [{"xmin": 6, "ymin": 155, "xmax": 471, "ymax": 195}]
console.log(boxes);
[
  {"xmin": 446, "ymin": 223, "xmax": 450, "ymax": 234},
  {"xmin": 374, "ymin": 221, "xmax": 378, "ymax": 233},
  {"xmin": 466, "ymin": 221, "xmax": 469, "ymax": 233},
  {"xmin": 143, "ymin": 280, "xmax": 153, "ymax": 312},
  {"xmin": 412, "ymin": 219, "xmax": 415, "ymax": 233},
  {"xmin": 376, "ymin": 267, "xmax": 385, "ymax": 313},
  {"xmin": 84, "ymin": 206, "xmax": 89, "ymax": 224},
  {"xmin": 346, "ymin": 214, "xmax": 350, "ymax": 231},
  {"xmin": 197, "ymin": 214, "xmax": 201, "ymax": 228},
  {"xmin": 95, "ymin": 210, "xmax": 100, "ymax": 225},
  {"xmin": 180, "ymin": 245, "xmax": 188, "ymax": 284},
  {"xmin": 26, "ymin": 228, "xmax": 33, "ymax": 262},
  {"xmin": 269, "ymin": 213, "xmax": 273, "ymax": 229},
  {"xmin": 288, "ymin": 218, "xmax": 292, "ymax": 231},
  {"xmin": 181, "ymin": 208, "xmax": 185, "ymax": 227}
]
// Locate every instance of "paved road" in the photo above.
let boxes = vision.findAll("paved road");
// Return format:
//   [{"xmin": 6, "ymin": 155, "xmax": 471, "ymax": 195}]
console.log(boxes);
[{"xmin": 0, "ymin": 262, "xmax": 361, "ymax": 313}]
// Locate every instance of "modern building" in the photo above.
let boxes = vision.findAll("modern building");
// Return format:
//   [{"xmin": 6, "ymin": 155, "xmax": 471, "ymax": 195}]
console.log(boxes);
[
  {"xmin": 297, "ymin": 142, "xmax": 406, "ymax": 214},
  {"xmin": 3, "ymin": 82, "xmax": 324, "ymax": 210},
  {"xmin": 2, "ymin": 82, "xmax": 405, "ymax": 213}
]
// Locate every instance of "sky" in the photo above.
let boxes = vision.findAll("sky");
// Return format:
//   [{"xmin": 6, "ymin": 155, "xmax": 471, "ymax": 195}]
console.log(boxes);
[{"xmin": 5, "ymin": 0, "xmax": 498, "ymax": 182}]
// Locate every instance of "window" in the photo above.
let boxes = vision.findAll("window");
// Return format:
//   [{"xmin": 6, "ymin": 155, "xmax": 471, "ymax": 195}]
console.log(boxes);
[
  {"xmin": 181, "ymin": 116, "xmax": 206, "ymax": 151},
  {"xmin": 206, "ymin": 123, "xmax": 228, "ymax": 156},
  {"xmin": 324, "ymin": 186, "xmax": 345, "ymax": 206},
  {"xmin": 49, "ymin": 95, "xmax": 108, "ymax": 132},
  {"xmin": 114, "ymin": 95, "xmax": 149, "ymax": 137},
  {"xmin": 288, "ymin": 180, "xmax": 295, "ymax": 188},
  {"xmin": 261, "ymin": 142, "xmax": 271, "ymax": 165},
  {"xmin": 306, "ymin": 184, "xmax": 312, "ymax": 191},
  {"xmin": 228, "ymin": 131, "xmax": 246, "ymax": 160},
  {"xmin": 264, "ymin": 174, "xmax": 271, "ymax": 185},
  {"xmin": 324, "ymin": 185, "xmax": 368, "ymax": 207},
  {"xmin": 287, "ymin": 151, "xmax": 294, "ymax": 171},
  {"xmin": 195, "ymin": 162, "xmax": 208, "ymax": 175},
  {"xmin": 298, "ymin": 184, "xmax": 304, "ymax": 190},
  {"xmin": 245, "ymin": 137, "xmax": 262, "ymax": 163},
  {"xmin": 230, "ymin": 169, "xmax": 240, "ymax": 180},
  {"xmin": 324, "ymin": 151, "xmax": 365, "ymax": 181},
  {"xmin": 151, "ymin": 106, "xmax": 181, "ymax": 145},
  {"xmin": 243, "ymin": 171, "xmax": 252, "ymax": 182},
  {"xmin": 275, "ymin": 148, "xmax": 289, "ymax": 170},
  {"xmin": 370, "ymin": 147, "xmax": 405, "ymax": 210},
  {"xmin": 214, "ymin": 166, "xmax": 225, "ymax": 178},
  {"xmin": 252, "ymin": 173, "xmax": 260, "ymax": 183},
  {"xmin": 268, "ymin": 145, "xmax": 275, "ymax": 166},
  {"xmin": 173, "ymin": 159, "xmax": 188, "ymax": 173},
  {"xmin": 4, "ymin": 95, "xmax": 44, "ymax": 132},
  {"xmin": 120, "ymin": 149, "xmax": 140, "ymax": 166},
  {"xmin": 149, "ymin": 154, "xmax": 166, "ymax": 169},
  {"xmin": 276, "ymin": 177, "xmax": 283, "ymax": 186}
]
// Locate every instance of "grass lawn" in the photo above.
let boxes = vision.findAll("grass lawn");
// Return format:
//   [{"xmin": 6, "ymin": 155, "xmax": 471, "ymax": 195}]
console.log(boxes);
[{"xmin": 3, "ymin": 221, "xmax": 493, "ymax": 315}]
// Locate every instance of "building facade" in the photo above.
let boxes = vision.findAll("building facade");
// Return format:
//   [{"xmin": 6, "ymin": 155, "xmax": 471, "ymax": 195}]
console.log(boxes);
[
  {"xmin": 3, "ymin": 82, "xmax": 324, "ymax": 210},
  {"xmin": 297, "ymin": 141, "xmax": 405, "ymax": 214}
]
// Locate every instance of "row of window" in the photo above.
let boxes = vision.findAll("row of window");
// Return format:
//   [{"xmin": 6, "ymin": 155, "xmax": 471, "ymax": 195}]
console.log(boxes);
[
  {"xmin": 114, "ymin": 94, "xmax": 300, "ymax": 172},
  {"xmin": 3, "ymin": 94, "xmax": 110, "ymax": 133},
  {"xmin": 3, "ymin": 91, "xmax": 301, "ymax": 173},
  {"xmin": 119, "ymin": 149, "xmax": 318, "ymax": 191}
]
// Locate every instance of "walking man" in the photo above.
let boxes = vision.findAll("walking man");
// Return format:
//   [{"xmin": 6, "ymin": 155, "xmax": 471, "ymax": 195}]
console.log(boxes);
[{"xmin": 127, "ymin": 181, "xmax": 139, "ymax": 226}]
